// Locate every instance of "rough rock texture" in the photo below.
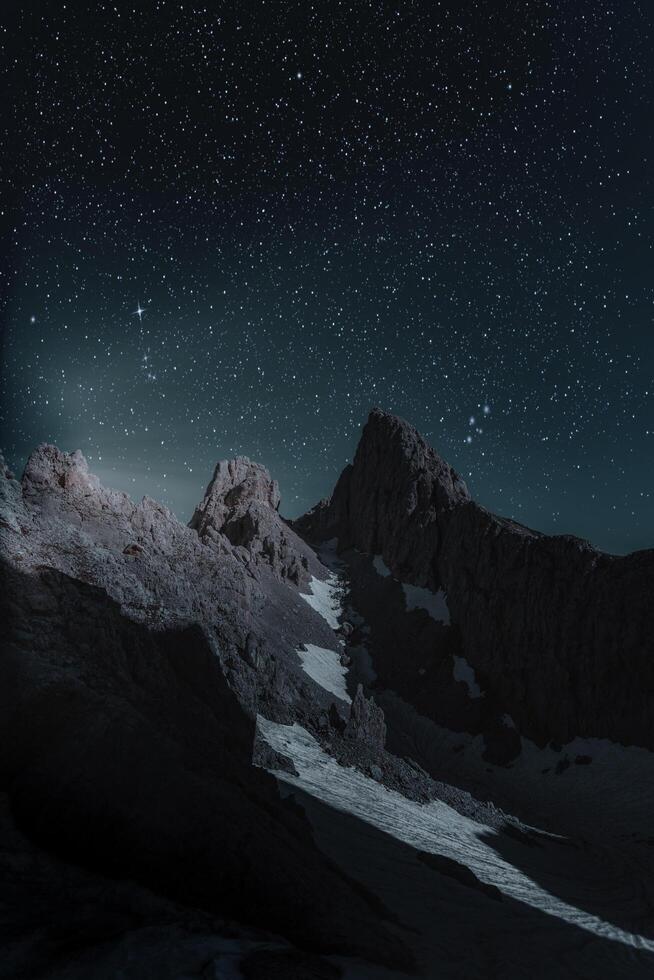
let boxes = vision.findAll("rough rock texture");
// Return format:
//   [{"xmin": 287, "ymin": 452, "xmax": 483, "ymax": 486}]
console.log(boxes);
[
  {"xmin": 297, "ymin": 409, "xmax": 654, "ymax": 749},
  {"xmin": 190, "ymin": 455, "xmax": 323, "ymax": 586},
  {"xmin": 0, "ymin": 789, "xmax": 339, "ymax": 980},
  {"xmin": 344, "ymin": 684, "xmax": 387, "ymax": 748},
  {"xmin": 0, "ymin": 447, "xmax": 411, "ymax": 972}
]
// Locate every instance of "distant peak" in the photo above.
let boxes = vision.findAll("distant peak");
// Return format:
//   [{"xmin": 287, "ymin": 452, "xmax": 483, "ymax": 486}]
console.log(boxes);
[
  {"xmin": 197, "ymin": 457, "xmax": 280, "ymax": 516},
  {"xmin": 22, "ymin": 444, "xmax": 100, "ymax": 494},
  {"xmin": 358, "ymin": 409, "xmax": 471, "ymax": 507}
]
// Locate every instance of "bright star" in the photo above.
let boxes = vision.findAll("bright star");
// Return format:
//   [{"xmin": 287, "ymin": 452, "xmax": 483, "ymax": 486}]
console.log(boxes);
[{"xmin": 133, "ymin": 302, "xmax": 145, "ymax": 321}]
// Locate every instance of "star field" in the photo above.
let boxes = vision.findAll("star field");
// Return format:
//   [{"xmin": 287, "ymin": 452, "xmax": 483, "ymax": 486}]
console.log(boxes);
[{"xmin": 2, "ymin": 1, "xmax": 653, "ymax": 553}]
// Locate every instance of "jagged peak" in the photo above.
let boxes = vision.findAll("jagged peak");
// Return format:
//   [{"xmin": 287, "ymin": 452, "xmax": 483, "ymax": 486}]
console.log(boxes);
[
  {"xmin": 22, "ymin": 444, "xmax": 101, "ymax": 495},
  {"xmin": 189, "ymin": 455, "xmax": 323, "ymax": 586},
  {"xmin": 201, "ymin": 456, "xmax": 280, "ymax": 511},
  {"xmin": 359, "ymin": 408, "xmax": 471, "ymax": 507},
  {"xmin": 189, "ymin": 456, "xmax": 280, "ymax": 539}
]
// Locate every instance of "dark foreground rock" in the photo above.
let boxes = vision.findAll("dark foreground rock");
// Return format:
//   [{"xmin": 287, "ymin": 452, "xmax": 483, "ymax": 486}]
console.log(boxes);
[{"xmin": 297, "ymin": 408, "xmax": 654, "ymax": 750}]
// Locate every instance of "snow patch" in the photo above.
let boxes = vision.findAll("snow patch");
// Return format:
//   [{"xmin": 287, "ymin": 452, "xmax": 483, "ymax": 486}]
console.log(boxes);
[
  {"xmin": 452, "ymin": 655, "xmax": 484, "ymax": 699},
  {"xmin": 373, "ymin": 554, "xmax": 392, "ymax": 577},
  {"xmin": 402, "ymin": 584, "xmax": 451, "ymax": 625},
  {"xmin": 300, "ymin": 573, "xmax": 342, "ymax": 629},
  {"xmin": 297, "ymin": 643, "xmax": 351, "ymax": 703}
]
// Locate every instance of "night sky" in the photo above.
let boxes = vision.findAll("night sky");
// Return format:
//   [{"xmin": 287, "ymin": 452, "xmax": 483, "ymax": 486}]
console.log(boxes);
[{"xmin": 2, "ymin": 2, "xmax": 653, "ymax": 554}]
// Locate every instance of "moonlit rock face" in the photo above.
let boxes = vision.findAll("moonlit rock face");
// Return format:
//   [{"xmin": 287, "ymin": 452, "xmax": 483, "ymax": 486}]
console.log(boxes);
[
  {"xmin": 191, "ymin": 456, "xmax": 281, "ymax": 535},
  {"xmin": 23, "ymin": 444, "xmax": 101, "ymax": 495},
  {"xmin": 190, "ymin": 455, "xmax": 322, "ymax": 587}
]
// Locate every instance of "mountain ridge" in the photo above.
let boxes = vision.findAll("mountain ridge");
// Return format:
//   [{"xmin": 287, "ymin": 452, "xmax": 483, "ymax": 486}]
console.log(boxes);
[
  {"xmin": 2, "ymin": 413, "xmax": 654, "ymax": 978},
  {"xmin": 296, "ymin": 408, "xmax": 654, "ymax": 750}
]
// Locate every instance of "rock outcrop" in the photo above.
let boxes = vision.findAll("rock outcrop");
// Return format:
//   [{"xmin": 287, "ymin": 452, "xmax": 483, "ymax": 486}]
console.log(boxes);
[
  {"xmin": 297, "ymin": 409, "xmax": 654, "ymax": 750},
  {"xmin": 190, "ymin": 455, "xmax": 323, "ymax": 586},
  {"xmin": 344, "ymin": 685, "xmax": 387, "ymax": 749}
]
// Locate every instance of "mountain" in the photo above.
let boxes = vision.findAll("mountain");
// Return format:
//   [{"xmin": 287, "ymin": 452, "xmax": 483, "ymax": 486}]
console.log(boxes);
[
  {"xmin": 297, "ymin": 408, "xmax": 654, "ymax": 753},
  {"xmin": 1, "ymin": 415, "xmax": 654, "ymax": 979}
]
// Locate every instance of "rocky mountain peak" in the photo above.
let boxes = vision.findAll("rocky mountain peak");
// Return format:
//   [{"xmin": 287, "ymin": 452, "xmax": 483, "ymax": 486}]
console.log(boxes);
[
  {"xmin": 296, "ymin": 408, "xmax": 470, "ymax": 571},
  {"xmin": 359, "ymin": 408, "xmax": 471, "ymax": 508},
  {"xmin": 298, "ymin": 409, "xmax": 654, "ymax": 751},
  {"xmin": 22, "ymin": 444, "xmax": 101, "ymax": 495},
  {"xmin": 190, "ymin": 455, "xmax": 322, "ymax": 587},
  {"xmin": 190, "ymin": 456, "xmax": 280, "ymax": 540}
]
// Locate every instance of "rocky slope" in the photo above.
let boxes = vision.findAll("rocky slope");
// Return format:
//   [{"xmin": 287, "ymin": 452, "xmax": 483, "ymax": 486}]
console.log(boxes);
[
  {"xmin": 0, "ymin": 445, "xmax": 411, "ymax": 976},
  {"xmin": 297, "ymin": 408, "xmax": 654, "ymax": 751}
]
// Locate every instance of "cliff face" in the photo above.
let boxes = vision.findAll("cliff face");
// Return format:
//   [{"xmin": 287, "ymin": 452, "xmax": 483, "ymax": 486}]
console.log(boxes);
[{"xmin": 297, "ymin": 409, "xmax": 654, "ymax": 749}]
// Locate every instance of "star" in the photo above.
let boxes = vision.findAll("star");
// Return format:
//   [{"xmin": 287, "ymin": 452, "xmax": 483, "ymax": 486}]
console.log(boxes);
[{"xmin": 133, "ymin": 302, "xmax": 145, "ymax": 322}]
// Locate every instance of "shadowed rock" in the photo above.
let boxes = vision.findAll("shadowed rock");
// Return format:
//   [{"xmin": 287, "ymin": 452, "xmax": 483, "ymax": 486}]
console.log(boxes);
[
  {"xmin": 297, "ymin": 408, "xmax": 654, "ymax": 749},
  {"xmin": 344, "ymin": 685, "xmax": 387, "ymax": 749}
]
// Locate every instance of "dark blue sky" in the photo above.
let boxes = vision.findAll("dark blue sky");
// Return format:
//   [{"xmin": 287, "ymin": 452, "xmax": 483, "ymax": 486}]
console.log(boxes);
[{"xmin": 2, "ymin": 1, "xmax": 653, "ymax": 554}]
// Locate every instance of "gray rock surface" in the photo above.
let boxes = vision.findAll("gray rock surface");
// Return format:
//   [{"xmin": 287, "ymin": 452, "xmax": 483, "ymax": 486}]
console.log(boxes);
[
  {"xmin": 297, "ymin": 409, "xmax": 654, "ymax": 749},
  {"xmin": 344, "ymin": 684, "xmax": 387, "ymax": 748},
  {"xmin": 190, "ymin": 455, "xmax": 324, "ymax": 586}
]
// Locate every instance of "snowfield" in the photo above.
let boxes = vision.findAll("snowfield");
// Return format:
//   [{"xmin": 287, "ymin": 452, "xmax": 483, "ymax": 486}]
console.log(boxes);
[
  {"xmin": 297, "ymin": 643, "xmax": 351, "ymax": 703},
  {"xmin": 258, "ymin": 715, "xmax": 654, "ymax": 974}
]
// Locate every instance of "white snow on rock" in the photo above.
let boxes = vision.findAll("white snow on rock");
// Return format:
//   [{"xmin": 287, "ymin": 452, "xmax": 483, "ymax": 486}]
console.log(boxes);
[
  {"xmin": 300, "ymin": 573, "xmax": 342, "ymax": 629},
  {"xmin": 373, "ymin": 555, "xmax": 392, "ymax": 577},
  {"xmin": 452, "ymin": 655, "xmax": 484, "ymax": 699},
  {"xmin": 402, "ymin": 584, "xmax": 451, "ymax": 624},
  {"xmin": 297, "ymin": 644, "xmax": 352, "ymax": 703},
  {"xmin": 257, "ymin": 717, "xmax": 654, "ymax": 955}
]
